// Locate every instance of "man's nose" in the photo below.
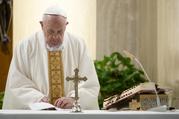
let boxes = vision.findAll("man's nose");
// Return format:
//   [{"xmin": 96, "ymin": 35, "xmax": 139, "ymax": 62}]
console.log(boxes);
[{"xmin": 52, "ymin": 34, "xmax": 60, "ymax": 39}]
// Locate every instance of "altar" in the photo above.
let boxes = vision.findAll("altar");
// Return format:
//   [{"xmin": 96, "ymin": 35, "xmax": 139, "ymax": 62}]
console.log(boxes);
[{"xmin": 0, "ymin": 110, "xmax": 179, "ymax": 119}]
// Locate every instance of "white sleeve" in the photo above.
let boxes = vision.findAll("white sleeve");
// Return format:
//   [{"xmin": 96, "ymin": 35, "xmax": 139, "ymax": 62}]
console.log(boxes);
[{"xmin": 3, "ymin": 41, "xmax": 45, "ymax": 109}]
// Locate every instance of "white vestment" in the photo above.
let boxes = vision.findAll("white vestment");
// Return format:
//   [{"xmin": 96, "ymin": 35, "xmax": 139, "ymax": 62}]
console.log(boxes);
[{"xmin": 3, "ymin": 31, "xmax": 100, "ymax": 110}]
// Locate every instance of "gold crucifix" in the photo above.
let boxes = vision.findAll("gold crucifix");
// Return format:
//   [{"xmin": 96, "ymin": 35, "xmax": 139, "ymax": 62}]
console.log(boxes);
[{"xmin": 66, "ymin": 68, "xmax": 87, "ymax": 112}]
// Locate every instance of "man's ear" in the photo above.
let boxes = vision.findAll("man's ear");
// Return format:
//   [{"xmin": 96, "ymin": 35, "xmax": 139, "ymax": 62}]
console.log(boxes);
[
  {"xmin": 39, "ymin": 21, "xmax": 43, "ymax": 28},
  {"xmin": 66, "ymin": 21, "xmax": 69, "ymax": 25}
]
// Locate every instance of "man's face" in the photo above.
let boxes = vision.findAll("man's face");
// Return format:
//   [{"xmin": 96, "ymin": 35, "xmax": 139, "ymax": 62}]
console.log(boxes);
[{"xmin": 41, "ymin": 15, "xmax": 68, "ymax": 48}]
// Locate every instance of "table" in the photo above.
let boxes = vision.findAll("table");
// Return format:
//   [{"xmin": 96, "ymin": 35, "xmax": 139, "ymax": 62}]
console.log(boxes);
[{"xmin": 0, "ymin": 110, "xmax": 179, "ymax": 119}]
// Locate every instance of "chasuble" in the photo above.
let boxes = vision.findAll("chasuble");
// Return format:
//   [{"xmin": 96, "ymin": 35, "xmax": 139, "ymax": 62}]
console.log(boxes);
[{"xmin": 3, "ymin": 31, "xmax": 100, "ymax": 110}]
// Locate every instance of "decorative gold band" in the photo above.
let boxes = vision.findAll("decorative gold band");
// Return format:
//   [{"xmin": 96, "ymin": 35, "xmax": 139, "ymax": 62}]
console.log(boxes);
[{"xmin": 48, "ymin": 51, "xmax": 64, "ymax": 104}]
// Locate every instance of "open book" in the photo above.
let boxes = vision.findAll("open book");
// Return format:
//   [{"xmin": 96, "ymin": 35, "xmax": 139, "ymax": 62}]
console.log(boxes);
[
  {"xmin": 103, "ymin": 82, "xmax": 166, "ymax": 110},
  {"xmin": 29, "ymin": 102, "xmax": 62, "ymax": 111}
]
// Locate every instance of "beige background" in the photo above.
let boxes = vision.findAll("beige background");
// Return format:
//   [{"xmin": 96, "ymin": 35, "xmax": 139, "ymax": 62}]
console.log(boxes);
[
  {"xmin": 157, "ymin": 0, "xmax": 179, "ymax": 104},
  {"xmin": 97, "ymin": 0, "xmax": 157, "ymax": 81}
]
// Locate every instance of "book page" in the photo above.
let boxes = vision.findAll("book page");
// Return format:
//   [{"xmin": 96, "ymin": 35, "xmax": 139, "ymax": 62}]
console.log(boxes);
[{"xmin": 29, "ymin": 102, "xmax": 62, "ymax": 111}]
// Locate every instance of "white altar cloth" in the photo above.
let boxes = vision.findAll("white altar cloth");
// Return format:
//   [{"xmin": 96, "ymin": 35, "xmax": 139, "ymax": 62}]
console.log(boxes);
[{"xmin": 0, "ymin": 110, "xmax": 179, "ymax": 119}]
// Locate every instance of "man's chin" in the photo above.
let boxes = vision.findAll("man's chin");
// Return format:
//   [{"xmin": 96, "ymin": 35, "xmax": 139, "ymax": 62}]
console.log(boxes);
[
  {"xmin": 48, "ymin": 43, "xmax": 61, "ymax": 48},
  {"xmin": 50, "ymin": 45, "xmax": 60, "ymax": 48},
  {"xmin": 46, "ymin": 43, "xmax": 62, "ymax": 51}
]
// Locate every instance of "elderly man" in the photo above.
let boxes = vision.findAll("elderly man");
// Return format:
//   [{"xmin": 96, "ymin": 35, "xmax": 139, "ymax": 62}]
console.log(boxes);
[{"xmin": 3, "ymin": 6, "xmax": 100, "ymax": 110}]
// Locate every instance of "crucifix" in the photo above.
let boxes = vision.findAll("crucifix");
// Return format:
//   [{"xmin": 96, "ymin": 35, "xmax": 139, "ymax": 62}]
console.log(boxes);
[{"xmin": 66, "ymin": 68, "xmax": 87, "ymax": 112}]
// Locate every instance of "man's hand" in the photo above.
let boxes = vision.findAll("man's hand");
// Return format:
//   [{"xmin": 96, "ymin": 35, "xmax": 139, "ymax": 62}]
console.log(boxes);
[{"xmin": 54, "ymin": 97, "xmax": 75, "ymax": 109}]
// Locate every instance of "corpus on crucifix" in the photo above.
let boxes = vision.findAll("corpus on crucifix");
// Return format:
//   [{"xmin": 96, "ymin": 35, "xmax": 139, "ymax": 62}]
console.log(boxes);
[{"xmin": 66, "ymin": 68, "xmax": 87, "ymax": 112}]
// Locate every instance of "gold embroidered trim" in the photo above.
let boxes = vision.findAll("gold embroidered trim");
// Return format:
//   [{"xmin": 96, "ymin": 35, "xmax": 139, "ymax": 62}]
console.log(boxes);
[{"xmin": 48, "ymin": 51, "xmax": 64, "ymax": 104}]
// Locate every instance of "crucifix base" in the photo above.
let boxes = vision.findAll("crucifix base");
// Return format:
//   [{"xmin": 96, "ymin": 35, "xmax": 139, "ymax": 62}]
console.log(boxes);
[{"xmin": 71, "ymin": 101, "xmax": 82, "ymax": 112}]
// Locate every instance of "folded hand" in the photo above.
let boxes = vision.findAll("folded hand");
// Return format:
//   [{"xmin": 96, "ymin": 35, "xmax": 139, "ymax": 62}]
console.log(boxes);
[{"xmin": 54, "ymin": 97, "xmax": 75, "ymax": 109}]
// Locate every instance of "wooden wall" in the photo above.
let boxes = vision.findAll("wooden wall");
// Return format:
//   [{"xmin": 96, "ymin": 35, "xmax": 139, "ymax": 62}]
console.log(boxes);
[
  {"xmin": 97, "ymin": 0, "xmax": 157, "ymax": 82},
  {"xmin": 0, "ymin": 18, "xmax": 12, "ymax": 91},
  {"xmin": 157, "ymin": 0, "xmax": 179, "ymax": 102}
]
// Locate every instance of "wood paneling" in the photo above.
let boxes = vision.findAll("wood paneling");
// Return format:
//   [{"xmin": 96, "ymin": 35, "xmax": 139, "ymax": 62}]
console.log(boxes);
[
  {"xmin": 0, "ymin": 17, "xmax": 12, "ymax": 92},
  {"xmin": 97, "ymin": 0, "xmax": 157, "ymax": 82},
  {"xmin": 97, "ymin": 0, "xmax": 138, "ymax": 58},
  {"xmin": 157, "ymin": 0, "xmax": 179, "ymax": 100},
  {"xmin": 136, "ymin": 0, "xmax": 157, "ymax": 82}
]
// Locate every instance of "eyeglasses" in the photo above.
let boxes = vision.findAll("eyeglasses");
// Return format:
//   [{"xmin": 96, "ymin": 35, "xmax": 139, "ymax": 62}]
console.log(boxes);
[{"xmin": 45, "ymin": 27, "xmax": 66, "ymax": 37}]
